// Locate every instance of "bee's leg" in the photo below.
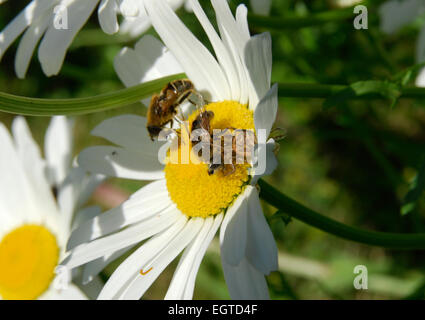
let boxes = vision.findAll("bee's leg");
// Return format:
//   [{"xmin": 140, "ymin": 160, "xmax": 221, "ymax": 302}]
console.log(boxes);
[
  {"xmin": 177, "ymin": 107, "xmax": 186, "ymax": 122},
  {"xmin": 215, "ymin": 128, "xmax": 231, "ymax": 137},
  {"xmin": 176, "ymin": 107, "xmax": 190, "ymax": 140},
  {"xmin": 270, "ymin": 127, "xmax": 287, "ymax": 142},
  {"xmin": 173, "ymin": 115, "xmax": 190, "ymax": 145},
  {"xmin": 187, "ymin": 90, "xmax": 206, "ymax": 110},
  {"xmin": 208, "ymin": 163, "xmax": 222, "ymax": 175}
]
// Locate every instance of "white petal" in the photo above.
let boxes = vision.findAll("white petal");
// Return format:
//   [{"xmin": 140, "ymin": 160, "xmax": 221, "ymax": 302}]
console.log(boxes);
[
  {"xmin": 144, "ymin": 0, "xmax": 230, "ymax": 101},
  {"xmin": 40, "ymin": 283, "xmax": 87, "ymax": 300},
  {"xmin": 98, "ymin": 0, "xmax": 119, "ymax": 35},
  {"xmin": 254, "ymin": 83, "xmax": 278, "ymax": 137},
  {"xmin": 11, "ymin": 117, "xmax": 58, "ymax": 223},
  {"xmin": 235, "ymin": 4, "xmax": 250, "ymax": 39},
  {"xmin": 97, "ymin": 215, "xmax": 187, "ymax": 299},
  {"xmin": 165, "ymin": 216, "xmax": 214, "ymax": 299},
  {"xmin": 14, "ymin": 10, "xmax": 50, "ymax": 78},
  {"xmin": 251, "ymin": 138, "xmax": 278, "ymax": 184},
  {"xmin": 212, "ymin": 0, "xmax": 251, "ymax": 104},
  {"xmin": 250, "ymin": 0, "xmax": 271, "ymax": 16},
  {"xmin": 245, "ymin": 187, "xmax": 278, "ymax": 275},
  {"xmin": 119, "ymin": 217, "xmax": 204, "ymax": 300},
  {"xmin": 189, "ymin": 0, "xmax": 241, "ymax": 101},
  {"xmin": 166, "ymin": 213, "xmax": 223, "ymax": 300},
  {"xmin": 82, "ymin": 245, "xmax": 135, "ymax": 284},
  {"xmin": 114, "ymin": 35, "xmax": 183, "ymax": 105},
  {"xmin": 118, "ymin": 15, "xmax": 151, "ymax": 37},
  {"xmin": 72, "ymin": 205, "xmax": 102, "ymax": 231},
  {"xmin": 91, "ymin": 115, "xmax": 164, "ymax": 153},
  {"xmin": 168, "ymin": 0, "xmax": 185, "ymax": 10},
  {"xmin": 0, "ymin": 122, "xmax": 38, "ymax": 223},
  {"xmin": 221, "ymin": 257, "xmax": 270, "ymax": 300},
  {"xmin": 415, "ymin": 66, "xmax": 425, "ymax": 87},
  {"xmin": 57, "ymin": 167, "xmax": 89, "ymax": 235},
  {"xmin": 219, "ymin": 188, "xmax": 249, "ymax": 266},
  {"xmin": 378, "ymin": 0, "xmax": 424, "ymax": 35},
  {"xmin": 244, "ymin": 32, "xmax": 272, "ymax": 107},
  {"xmin": 63, "ymin": 207, "xmax": 180, "ymax": 269},
  {"xmin": 45, "ymin": 116, "xmax": 74, "ymax": 187},
  {"xmin": 67, "ymin": 181, "xmax": 170, "ymax": 249},
  {"xmin": 114, "ymin": 46, "xmax": 147, "ymax": 88},
  {"xmin": 38, "ymin": 0, "xmax": 99, "ymax": 76},
  {"xmin": 78, "ymin": 145, "xmax": 164, "ymax": 180},
  {"xmin": 0, "ymin": 0, "xmax": 54, "ymax": 60},
  {"xmin": 182, "ymin": 213, "xmax": 223, "ymax": 299},
  {"xmin": 118, "ymin": 0, "xmax": 139, "ymax": 16}
]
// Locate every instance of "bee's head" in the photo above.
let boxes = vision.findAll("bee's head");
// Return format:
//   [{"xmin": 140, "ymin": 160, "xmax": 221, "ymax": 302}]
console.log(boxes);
[{"xmin": 147, "ymin": 126, "xmax": 162, "ymax": 141}]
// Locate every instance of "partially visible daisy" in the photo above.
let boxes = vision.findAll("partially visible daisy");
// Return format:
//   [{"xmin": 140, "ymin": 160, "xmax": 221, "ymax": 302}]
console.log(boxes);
[
  {"xmin": 0, "ymin": 116, "xmax": 102, "ymax": 300},
  {"xmin": 0, "ymin": 0, "xmax": 188, "ymax": 78},
  {"xmin": 63, "ymin": 0, "xmax": 279, "ymax": 300},
  {"xmin": 379, "ymin": 0, "xmax": 425, "ymax": 86}
]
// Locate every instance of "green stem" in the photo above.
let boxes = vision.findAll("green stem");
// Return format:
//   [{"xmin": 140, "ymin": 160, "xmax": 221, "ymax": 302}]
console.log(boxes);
[
  {"xmin": 277, "ymin": 83, "xmax": 425, "ymax": 99},
  {"xmin": 0, "ymin": 73, "xmax": 185, "ymax": 116},
  {"xmin": 258, "ymin": 180, "xmax": 425, "ymax": 250},
  {"xmin": 2, "ymin": 77, "xmax": 425, "ymax": 116},
  {"xmin": 248, "ymin": 6, "xmax": 377, "ymax": 30}
]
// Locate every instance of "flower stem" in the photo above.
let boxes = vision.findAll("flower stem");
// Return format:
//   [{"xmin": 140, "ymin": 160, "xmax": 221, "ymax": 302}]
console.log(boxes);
[
  {"xmin": 278, "ymin": 83, "xmax": 425, "ymax": 99},
  {"xmin": 248, "ymin": 10, "xmax": 352, "ymax": 29},
  {"xmin": 2, "ymin": 75, "xmax": 425, "ymax": 116},
  {"xmin": 258, "ymin": 179, "xmax": 425, "ymax": 250},
  {"xmin": 0, "ymin": 73, "xmax": 185, "ymax": 116},
  {"xmin": 248, "ymin": 6, "xmax": 378, "ymax": 30}
]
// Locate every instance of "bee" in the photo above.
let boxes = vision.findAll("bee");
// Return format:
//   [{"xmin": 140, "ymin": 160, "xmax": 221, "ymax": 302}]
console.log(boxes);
[
  {"xmin": 147, "ymin": 79, "xmax": 200, "ymax": 141},
  {"xmin": 190, "ymin": 110, "xmax": 214, "ymax": 146},
  {"xmin": 208, "ymin": 128, "xmax": 257, "ymax": 176},
  {"xmin": 189, "ymin": 108, "xmax": 258, "ymax": 176}
]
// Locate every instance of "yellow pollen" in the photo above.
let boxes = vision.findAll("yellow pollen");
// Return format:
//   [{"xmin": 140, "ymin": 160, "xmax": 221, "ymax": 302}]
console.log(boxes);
[
  {"xmin": 165, "ymin": 100, "xmax": 254, "ymax": 218},
  {"xmin": 0, "ymin": 225, "xmax": 59, "ymax": 300}
]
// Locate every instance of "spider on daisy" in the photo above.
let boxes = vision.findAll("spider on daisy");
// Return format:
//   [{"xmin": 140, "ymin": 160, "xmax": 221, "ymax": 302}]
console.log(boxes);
[{"xmin": 62, "ymin": 0, "xmax": 280, "ymax": 300}]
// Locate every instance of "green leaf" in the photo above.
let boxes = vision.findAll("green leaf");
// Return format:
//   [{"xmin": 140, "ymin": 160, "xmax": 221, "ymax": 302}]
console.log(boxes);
[
  {"xmin": 323, "ymin": 80, "xmax": 401, "ymax": 109},
  {"xmin": 272, "ymin": 210, "xmax": 293, "ymax": 226},
  {"xmin": 392, "ymin": 62, "xmax": 425, "ymax": 87},
  {"xmin": 401, "ymin": 155, "xmax": 425, "ymax": 216},
  {"xmin": 0, "ymin": 73, "xmax": 185, "ymax": 116}
]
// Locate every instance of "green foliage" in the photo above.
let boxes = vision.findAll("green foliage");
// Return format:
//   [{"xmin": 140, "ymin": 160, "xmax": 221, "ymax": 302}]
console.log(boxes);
[
  {"xmin": 323, "ymin": 80, "xmax": 401, "ymax": 109},
  {"xmin": 401, "ymin": 155, "xmax": 425, "ymax": 215}
]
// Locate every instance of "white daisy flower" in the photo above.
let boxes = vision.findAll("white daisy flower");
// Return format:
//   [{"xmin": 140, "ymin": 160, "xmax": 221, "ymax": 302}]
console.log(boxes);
[
  {"xmin": 0, "ymin": 0, "xmax": 188, "ymax": 78},
  {"xmin": 119, "ymin": 0, "xmax": 271, "ymax": 37},
  {"xmin": 0, "ymin": 116, "xmax": 102, "ymax": 300},
  {"xmin": 379, "ymin": 0, "xmax": 425, "ymax": 86},
  {"xmin": 63, "ymin": 0, "xmax": 279, "ymax": 300}
]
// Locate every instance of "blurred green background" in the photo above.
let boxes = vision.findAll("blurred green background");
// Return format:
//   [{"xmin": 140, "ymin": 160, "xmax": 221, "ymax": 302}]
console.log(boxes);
[{"xmin": 1, "ymin": 0, "xmax": 425, "ymax": 299}]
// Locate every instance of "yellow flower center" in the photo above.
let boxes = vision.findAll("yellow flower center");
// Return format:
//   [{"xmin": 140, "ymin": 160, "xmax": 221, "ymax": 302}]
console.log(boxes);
[
  {"xmin": 165, "ymin": 101, "xmax": 254, "ymax": 218},
  {"xmin": 0, "ymin": 225, "xmax": 59, "ymax": 300}
]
